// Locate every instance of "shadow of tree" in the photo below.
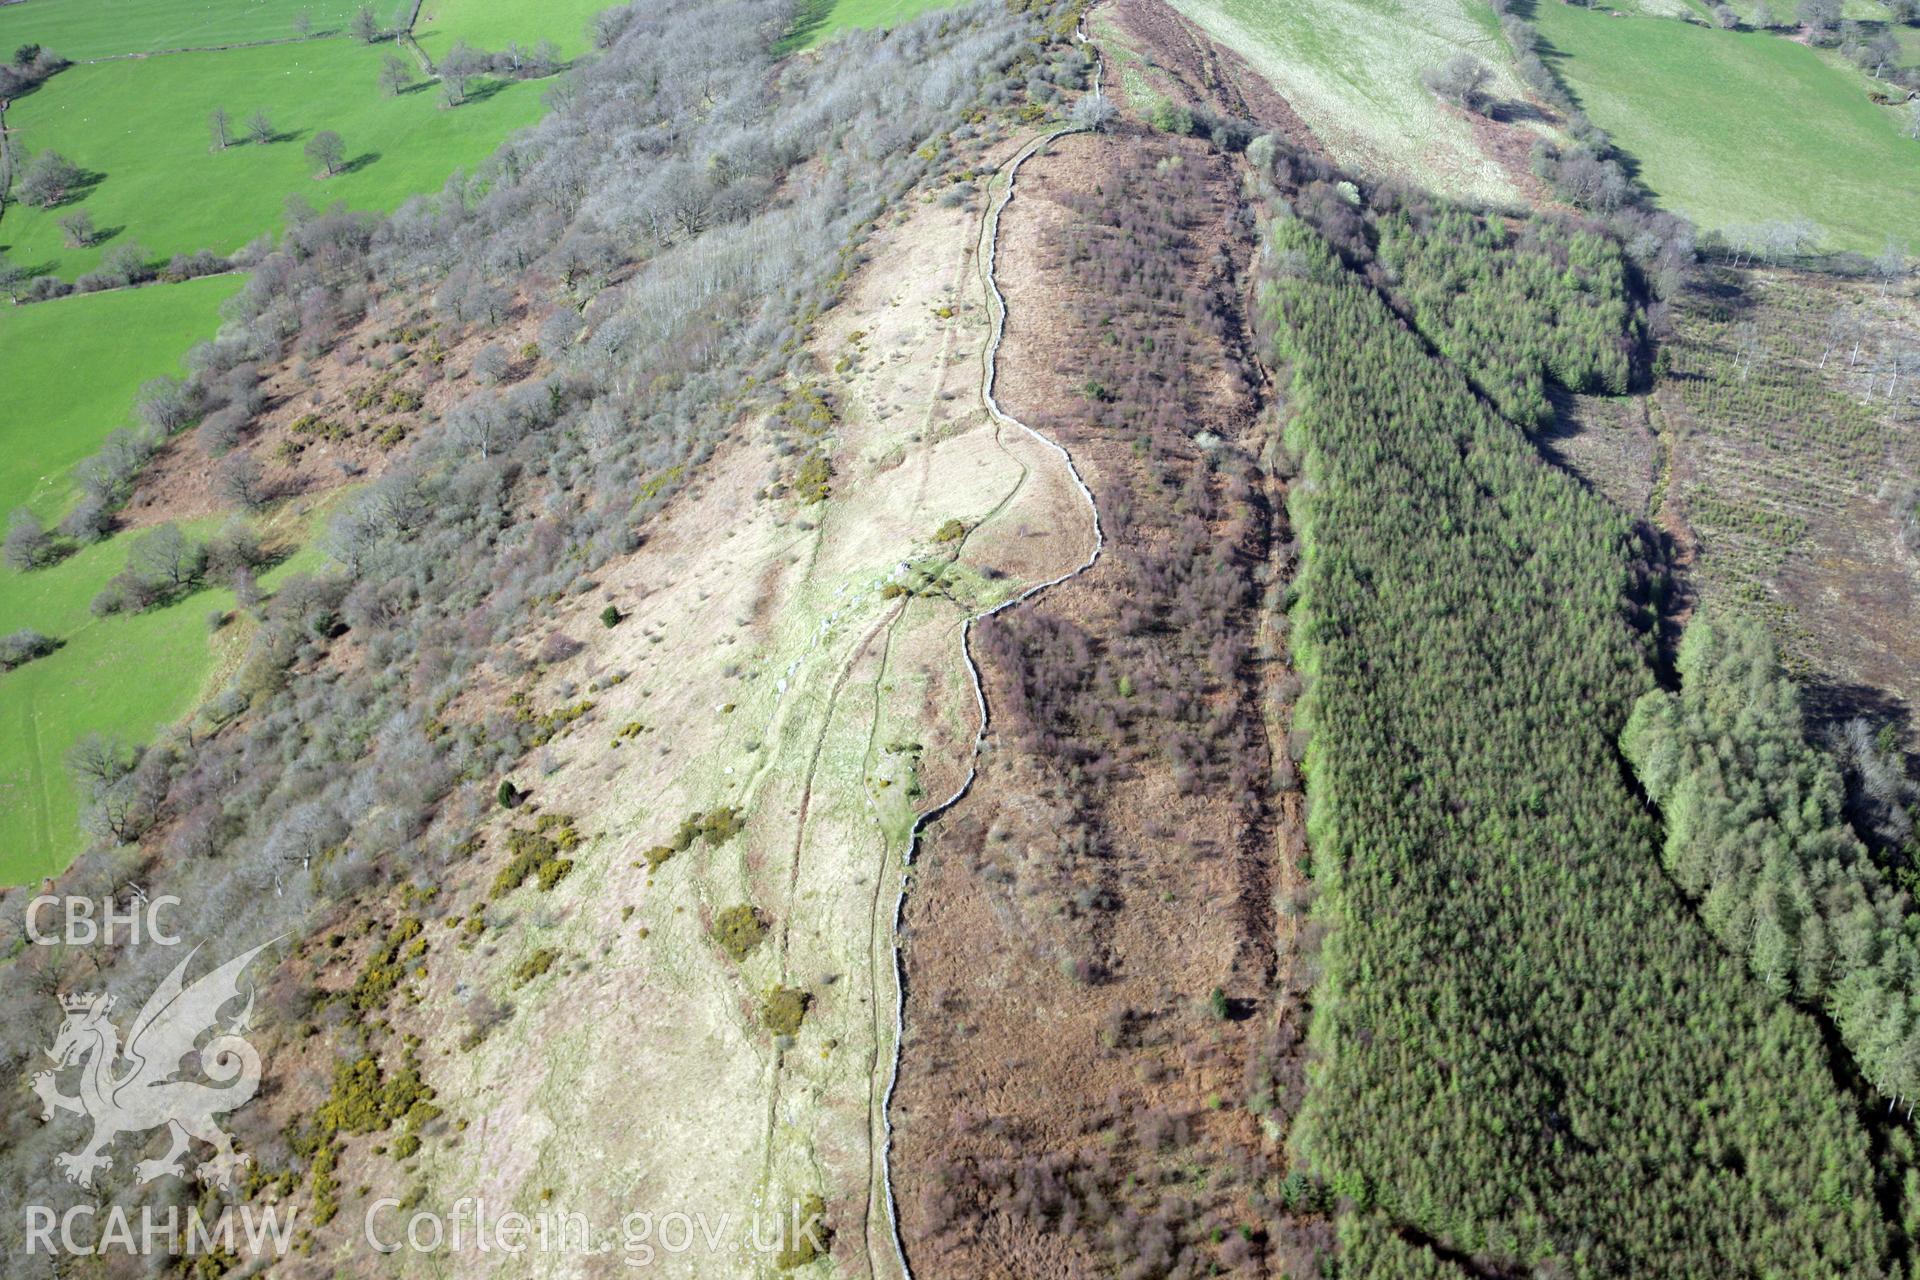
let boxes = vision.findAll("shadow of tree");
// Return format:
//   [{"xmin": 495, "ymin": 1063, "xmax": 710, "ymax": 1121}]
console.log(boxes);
[
  {"xmin": 34, "ymin": 167, "xmax": 107, "ymax": 210},
  {"xmin": 0, "ymin": 253, "xmax": 63, "ymax": 277},
  {"xmin": 1488, "ymin": 98, "xmax": 1551, "ymax": 125},
  {"xmin": 459, "ymin": 77, "xmax": 510, "ymax": 104},
  {"xmin": 772, "ymin": 0, "xmax": 835, "ymax": 56}
]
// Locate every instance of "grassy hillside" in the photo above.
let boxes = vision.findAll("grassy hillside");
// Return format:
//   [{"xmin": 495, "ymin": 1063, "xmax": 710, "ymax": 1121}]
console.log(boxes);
[
  {"xmin": 1, "ymin": 39, "xmax": 547, "ymax": 278},
  {"xmin": 414, "ymin": 0, "xmax": 609, "ymax": 62},
  {"xmin": 1166, "ymin": 0, "xmax": 1530, "ymax": 205},
  {"xmin": 1535, "ymin": 2, "xmax": 1917, "ymax": 252},
  {"xmin": 0, "ymin": 0, "xmax": 412, "ymax": 61},
  {"xmin": 0, "ymin": 276, "xmax": 243, "ymax": 520}
]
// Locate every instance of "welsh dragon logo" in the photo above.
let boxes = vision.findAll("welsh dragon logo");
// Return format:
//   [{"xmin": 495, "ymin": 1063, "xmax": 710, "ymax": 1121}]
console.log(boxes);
[{"xmin": 33, "ymin": 941, "xmax": 273, "ymax": 1190}]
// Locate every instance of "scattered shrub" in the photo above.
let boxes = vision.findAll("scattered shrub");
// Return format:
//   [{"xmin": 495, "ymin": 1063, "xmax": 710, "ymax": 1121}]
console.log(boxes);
[
  {"xmin": 794, "ymin": 451, "xmax": 831, "ymax": 504},
  {"xmin": 761, "ymin": 986, "xmax": 812, "ymax": 1036},
  {"xmin": 490, "ymin": 816, "xmax": 580, "ymax": 897},
  {"xmin": 0, "ymin": 629, "xmax": 57, "ymax": 670},
  {"xmin": 1145, "ymin": 96, "xmax": 1193, "ymax": 135},
  {"xmin": 712, "ymin": 905, "xmax": 767, "ymax": 961},
  {"xmin": 513, "ymin": 947, "xmax": 560, "ymax": 985},
  {"xmin": 774, "ymin": 1194, "xmax": 831, "ymax": 1269}
]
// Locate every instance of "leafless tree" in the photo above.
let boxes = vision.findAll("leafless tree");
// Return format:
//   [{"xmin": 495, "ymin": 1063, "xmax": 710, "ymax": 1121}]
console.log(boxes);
[
  {"xmin": 379, "ymin": 53, "xmax": 411, "ymax": 97},
  {"xmin": 66, "ymin": 732, "xmax": 136, "ymax": 792},
  {"xmin": 1798, "ymin": 0, "xmax": 1841, "ymax": 43},
  {"xmin": 1731, "ymin": 321, "xmax": 1766, "ymax": 381},
  {"xmin": 473, "ymin": 342, "xmax": 511, "ymax": 384},
  {"xmin": 1818, "ymin": 307, "xmax": 1862, "ymax": 368},
  {"xmin": 218, "ymin": 450, "xmax": 270, "ymax": 509},
  {"xmin": 127, "ymin": 523, "xmax": 204, "ymax": 591},
  {"xmin": 59, "ymin": 493, "xmax": 112, "ymax": 544},
  {"xmin": 3, "ymin": 509, "xmax": 54, "ymax": 570},
  {"xmin": 306, "ymin": 130, "xmax": 346, "ymax": 177},
  {"xmin": 232, "ymin": 564, "xmax": 262, "ymax": 610},
  {"xmin": 526, "ymin": 39, "xmax": 560, "ymax": 77},
  {"xmin": 1073, "ymin": 91, "xmax": 1117, "ymax": 133},
  {"xmin": 0, "ymin": 628, "xmax": 55, "ymax": 670},
  {"xmin": 135, "ymin": 376, "xmax": 200, "ymax": 434},
  {"xmin": 1872, "ymin": 239, "xmax": 1908, "ymax": 295},
  {"xmin": 440, "ymin": 42, "xmax": 485, "ymax": 105},
  {"xmin": 57, "ymin": 210, "xmax": 94, "ymax": 247},
  {"xmin": 16, "ymin": 150, "xmax": 83, "ymax": 207},
  {"xmin": 1423, "ymin": 53, "xmax": 1494, "ymax": 114}
]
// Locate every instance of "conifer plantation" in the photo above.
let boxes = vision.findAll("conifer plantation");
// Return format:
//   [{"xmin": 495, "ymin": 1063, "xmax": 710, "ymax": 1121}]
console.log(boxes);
[
  {"xmin": 1264, "ymin": 214, "xmax": 1897, "ymax": 1276},
  {"xmin": 1626, "ymin": 616, "xmax": 1920, "ymax": 1104}
]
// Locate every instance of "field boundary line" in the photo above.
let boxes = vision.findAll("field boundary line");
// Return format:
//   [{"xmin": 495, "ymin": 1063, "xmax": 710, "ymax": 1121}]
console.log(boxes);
[
  {"xmin": 399, "ymin": 32, "xmax": 435, "ymax": 75},
  {"xmin": 75, "ymin": 32, "xmax": 351, "ymax": 64},
  {"xmin": 0, "ymin": 98, "xmax": 12, "ymax": 234}
]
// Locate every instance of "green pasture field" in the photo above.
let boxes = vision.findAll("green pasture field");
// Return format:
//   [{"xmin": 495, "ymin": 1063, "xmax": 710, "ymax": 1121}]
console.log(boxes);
[
  {"xmin": 414, "ymin": 0, "xmax": 609, "ymax": 63},
  {"xmin": 0, "ymin": 37, "xmax": 546, "ymax": 278},
  {"xmin": 0, "ymin": 276, "xmax": 243, "ymax": 521},
  {"xmin": 1612, "ymin": 0, "xmax": 1906, "ymax": 21},
  {"xmin": 1535, "ymin": 2, "xmax": 1917, "ymax": 252},
  {"xmin": 779, "ymin": 0, "xmax": 964, "ymax": 53},
  {"xmin": 0, "ymin": 5, "xmax": 579, "ymax": 886},
  {"xmin": 0, "ymin": 0, "xmax": 412, "ymax": 62},
  {"xmin": 0, "ymin": 507, "xmax": 328, "ymax": 885}
]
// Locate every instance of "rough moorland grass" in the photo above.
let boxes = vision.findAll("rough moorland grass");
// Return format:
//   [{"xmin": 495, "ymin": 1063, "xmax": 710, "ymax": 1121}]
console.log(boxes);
[
  {"xmin": 779, "ymin": 0, "xmax": 962, "ymax": 53},
  {"xmin": 0, "ymin": 510, "xmax": 327, "ymax": 886},
  {"xmin": 0, "ymin": 276, "xmax": 243, "ymax": 520},
  {"xmin": 1534, "ymin": 3, "xmax": 1917, "ymax": 252},
  {"xmin": 0, "ymin": 38, "xmax": 547, "ymax": 278},
  {"xmin": 1167, "ymin": 0, "xmax": 1529, "ymax": 205},
  {"xmin": 414, "ymin": 0, "xmax": 610, "ymax": 63},
  {"xmin": 0, "ymin": 0, "xmax": 411, "ymax": 61}
]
